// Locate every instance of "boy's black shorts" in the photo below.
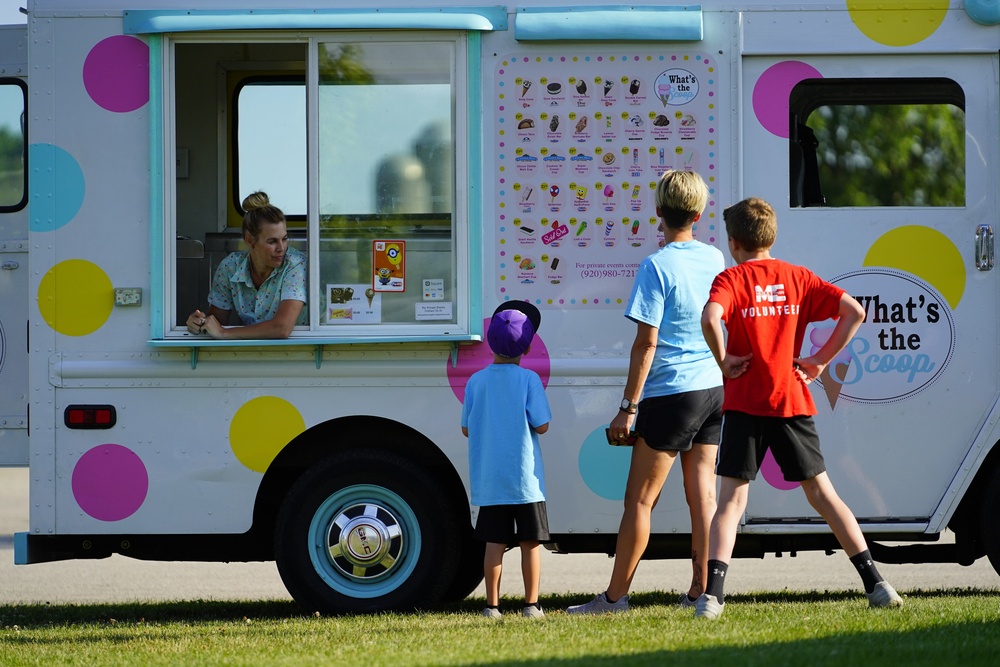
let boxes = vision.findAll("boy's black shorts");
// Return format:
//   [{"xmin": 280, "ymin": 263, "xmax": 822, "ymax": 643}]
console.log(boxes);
[
  {"xmin": 475, "ymin": 501, "xmax": 550, "ymax": 545},
  {"xmin": 635, "ymin": 386, "xmax": 723, "ymax": 452},
  {"xmin": 717, "ymin": 410, "xmax": 826, "ymax": 482}
]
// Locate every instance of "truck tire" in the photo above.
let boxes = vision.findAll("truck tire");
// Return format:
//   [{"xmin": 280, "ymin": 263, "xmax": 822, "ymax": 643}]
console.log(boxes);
[
  {"xmin": 981, "ymin": 464, "xmax": 1000, "ymax": 576},
  {"xmin": 440, "ymin": 536, "xmax": 485, "ymax": 602},
  {"xmin": 274, "ymin": 449, "xmax": 460, "ymax": 614}
]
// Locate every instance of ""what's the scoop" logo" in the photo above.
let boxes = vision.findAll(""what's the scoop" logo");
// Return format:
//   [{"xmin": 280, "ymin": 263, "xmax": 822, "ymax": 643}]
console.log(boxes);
[{"xmin": 805, "ymin": 268, "xmax": 955, "ymax": 406}]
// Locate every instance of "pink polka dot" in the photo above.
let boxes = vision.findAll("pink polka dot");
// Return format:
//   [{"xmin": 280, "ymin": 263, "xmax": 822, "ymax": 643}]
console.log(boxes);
[
  {"xmin": 760, "ymin": 449, "xmax": 800, "ymax": 491},
  {"xmin": 83, "ymin": 36, "xmax": 150, "ymax": 113},
  {"xmin": 752, "ymin": 61, "xmax": 823, "ymax": 138},
  {"xmin": 447, "ymin": 317, "xmax": 551, "ymax": 402},
  {"xmin": 72, "ymin": 444, "xmax": 149, "ymax": 521}
]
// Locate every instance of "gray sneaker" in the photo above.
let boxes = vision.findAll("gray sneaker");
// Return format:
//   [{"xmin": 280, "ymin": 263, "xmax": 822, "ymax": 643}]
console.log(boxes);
[
  {"xmin": 522, "ymin": 605, "xmax": 545, "ymax": 618},
  {"xmin": 482, "ymin": 607, "xmax": 502, "ymax": 619},
  {"xmin": 567, "ymin": 592, "xmax": 629, "ymax": 615},
  {"xmin": 867, "ymin": 582, "xmax": 903, "ymax": 608},
  {"xmin": 678, "ymin": 592, "xmax": 698, "ymax": 609},
  {"xmin": 694, "ymin": 593, "xmax": 724, "ymax": 620}
]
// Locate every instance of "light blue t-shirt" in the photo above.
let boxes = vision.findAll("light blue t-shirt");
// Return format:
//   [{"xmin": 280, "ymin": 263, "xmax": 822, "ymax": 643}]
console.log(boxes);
[
  {"xmin": 624, "ymin": 240, "xmax": 725, "ymax": 398},
  {"xmin": 208, "ymin": 246, "xmax": 307, "ymax": 325},
  {"xmin": 461, "ymin": 364, "xmax": 552, "ymax": 506}
]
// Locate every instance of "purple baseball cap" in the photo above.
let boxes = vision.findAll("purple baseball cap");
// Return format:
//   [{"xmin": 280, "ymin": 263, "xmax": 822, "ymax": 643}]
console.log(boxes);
[{"xmin": 487, "ymin": 308, "xmax": 535, "ymax": 358}]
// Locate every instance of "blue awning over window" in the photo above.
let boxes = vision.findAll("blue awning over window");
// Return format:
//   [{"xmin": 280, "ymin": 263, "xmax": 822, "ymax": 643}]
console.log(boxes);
[
  {"xmin": 123, "ymin": 7, "xmax": 508, "ymax": 34},
  {"xmin": 515, "ymin": 5, "xmax": 703, "ymax": 41}
]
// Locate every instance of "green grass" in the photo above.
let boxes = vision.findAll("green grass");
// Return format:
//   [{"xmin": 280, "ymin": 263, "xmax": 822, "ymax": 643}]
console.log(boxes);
[{"xmin": 1, "ymin": 589, "xmax": 997, "ymax": 666}]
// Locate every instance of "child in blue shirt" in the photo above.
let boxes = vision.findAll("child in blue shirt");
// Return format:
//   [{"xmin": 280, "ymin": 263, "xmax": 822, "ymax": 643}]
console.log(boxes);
[{"xmin": 462, "ymin": 301, "xmax": 552, "ymax": 619}]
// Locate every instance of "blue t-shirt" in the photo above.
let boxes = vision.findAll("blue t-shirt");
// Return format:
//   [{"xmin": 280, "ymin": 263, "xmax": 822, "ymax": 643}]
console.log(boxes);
[
  {"xmin": 208, "ymin": 246, "xmax": 307, "ymax": 325},
  {"xmin": 624, "ymin": 240, "xmax": 725, "ymax": 398},
  {"xmin": 461, "ymin": 364, "xmax": 552, "ymax": 506}
]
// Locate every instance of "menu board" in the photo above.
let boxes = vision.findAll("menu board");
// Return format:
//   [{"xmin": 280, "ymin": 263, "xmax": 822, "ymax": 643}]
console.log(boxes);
[{"xmin": 493, "ymin": 52, "xmax": 720, "ymax": 308}]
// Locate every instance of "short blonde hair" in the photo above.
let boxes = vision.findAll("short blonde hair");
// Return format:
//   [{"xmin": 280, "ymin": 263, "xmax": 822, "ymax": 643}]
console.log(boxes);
[
  {"xmin": 654, "ymin": 170, "xmax": 709, "ymax": 229},
  {"xmin": 241, "ymin": 191, "xmax": 286, "ymax": 240},
  {"xmin": 723, "ymin": 197, "xmax": 777, "ymax": 251}
]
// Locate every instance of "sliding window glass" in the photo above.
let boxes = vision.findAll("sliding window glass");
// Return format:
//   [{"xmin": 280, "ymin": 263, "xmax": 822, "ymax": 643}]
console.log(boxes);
[{"xmin": 316, "ymin": 38, "xmax": 458, "ymax": 329}]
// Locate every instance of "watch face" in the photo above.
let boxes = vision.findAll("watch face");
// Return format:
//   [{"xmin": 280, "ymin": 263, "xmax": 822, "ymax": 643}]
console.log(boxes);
[{"xmin": 621, "ymin": 399, "xmax": 632, "ymax": 410}]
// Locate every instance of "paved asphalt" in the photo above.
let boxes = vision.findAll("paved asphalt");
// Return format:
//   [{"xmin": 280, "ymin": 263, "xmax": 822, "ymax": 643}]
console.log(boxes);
[{"xmin": 1, "ymin": 468, "xmax": 997, "ymax": 605}]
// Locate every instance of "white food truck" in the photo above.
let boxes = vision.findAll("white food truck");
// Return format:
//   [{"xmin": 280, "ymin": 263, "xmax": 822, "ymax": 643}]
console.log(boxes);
[{"xmin": 1, "ymin": 0, "xmax": 999, "ymax": 613}]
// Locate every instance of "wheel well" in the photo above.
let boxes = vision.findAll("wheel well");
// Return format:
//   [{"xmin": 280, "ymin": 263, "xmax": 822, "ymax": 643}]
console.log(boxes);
[
  {"xmin": 249, "ymin": 416, "xmax": 472, "ymax": 558},
  {"xmin": 948, "ymin": 438, "xmax": 1000, "ymax": 562}
]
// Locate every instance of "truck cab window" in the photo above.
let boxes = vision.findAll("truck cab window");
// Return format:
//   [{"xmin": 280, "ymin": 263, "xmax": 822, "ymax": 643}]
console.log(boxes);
[
  {"xmin": 789, "ymin": 78, "xmax": 965, "ymax": 208},
  {"xmin": 235, "ymin": 78, "xmax": 307, "ymax": 219},
  {"xmin": 0, "ymin": 79, "xmax": 26, "ymax": 211}
]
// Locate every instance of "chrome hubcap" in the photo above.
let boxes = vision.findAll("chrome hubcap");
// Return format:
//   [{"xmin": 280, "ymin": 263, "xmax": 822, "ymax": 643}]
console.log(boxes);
[{"xmin": 327, "ymin": 503, "xmax": 403, "ymax": 580}]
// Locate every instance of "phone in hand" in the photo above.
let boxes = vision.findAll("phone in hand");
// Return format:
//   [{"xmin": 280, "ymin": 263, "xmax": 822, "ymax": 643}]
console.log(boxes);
[{"xmin": 605, "ymin": 427, "xmax": 638, "ymax": 447}]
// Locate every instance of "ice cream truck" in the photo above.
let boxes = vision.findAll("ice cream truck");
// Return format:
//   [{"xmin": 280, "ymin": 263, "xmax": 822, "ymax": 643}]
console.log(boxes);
[{"xmin": 2, "ymin": 0, "xmax": 1000, "ymax": 613}]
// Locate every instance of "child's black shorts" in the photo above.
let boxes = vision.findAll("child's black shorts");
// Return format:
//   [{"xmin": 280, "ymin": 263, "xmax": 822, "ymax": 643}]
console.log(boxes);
[
  {"xmin": 635, "ymin": 386, "xmax": 723, "ymax": 452},
  {"xmin": 475, "ymin": 501, "xmax": 550, "ymax": 544},
  {"xmin": 717, "ymin": 410, "xmax": 826, "ymax": 482}
]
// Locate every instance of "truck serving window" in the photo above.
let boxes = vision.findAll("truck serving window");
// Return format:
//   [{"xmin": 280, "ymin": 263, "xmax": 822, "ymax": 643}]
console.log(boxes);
[
  {"xmin": 169, "ymin": 34, "xmax": 467, "ymax": 340},
  {"xmin": 789, "ymin": 78, "xmax": 965, "ymax": 208},
  {"xmin": 0, "ymin": 79, "xmax": 26, "ymax": 212}
]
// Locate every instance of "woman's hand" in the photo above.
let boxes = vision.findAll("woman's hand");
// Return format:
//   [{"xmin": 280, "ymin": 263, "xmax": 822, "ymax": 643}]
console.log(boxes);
[
  {"xmin": 609, "ymin": 408, "xmax": 635, "ymax": 443},
  {"xmin": 186, "ymin": 309, "xmax": 208, "ymax": 334}
]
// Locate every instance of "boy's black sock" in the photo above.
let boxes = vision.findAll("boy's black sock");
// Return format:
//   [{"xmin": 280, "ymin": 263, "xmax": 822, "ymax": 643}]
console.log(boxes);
[
  {"xmin": 705, "ymin": 559, "xmax": 729, "ymax": 604},
  {"xmin": 849, "ymin": 549, "xmax": 884, "ymax": 594},
  {"xmin": 525, "ymin": 601, "xmax": 541, "ymax": 609}
]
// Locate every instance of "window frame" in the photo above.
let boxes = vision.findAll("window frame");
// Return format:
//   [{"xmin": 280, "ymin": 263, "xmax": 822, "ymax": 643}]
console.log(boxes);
[
  {"xmin": 153, "ymin": 30, "xmax": 479, "ymax": 347},
  {"xmin": 0, "ymin": 77, "xmax": 27, "ymax": 214},
  {"xmin": 788, "ymin": 77, "xmax": 966, "ymax": 209}
]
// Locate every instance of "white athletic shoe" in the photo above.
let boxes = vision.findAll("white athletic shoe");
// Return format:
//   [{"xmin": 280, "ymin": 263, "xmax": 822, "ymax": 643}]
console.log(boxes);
[
  {"xmin": 566, "ymin": 592, "xmax": 629, "ymax": 614},
  {"xmin": 694, "ymin": 593, "xmax": 725, "ymax": 620}
]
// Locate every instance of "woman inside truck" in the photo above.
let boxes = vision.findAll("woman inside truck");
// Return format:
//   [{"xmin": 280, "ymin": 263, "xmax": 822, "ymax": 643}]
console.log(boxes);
[{"xmin": 185, "ymin": 191, "xmax": 306, "ymax": 339}]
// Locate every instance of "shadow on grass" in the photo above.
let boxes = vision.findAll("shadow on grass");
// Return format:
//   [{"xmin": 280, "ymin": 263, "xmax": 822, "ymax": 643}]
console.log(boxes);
[{"xmin": 0, "ymin": 587, "xmax": 994, "ymax": 628}]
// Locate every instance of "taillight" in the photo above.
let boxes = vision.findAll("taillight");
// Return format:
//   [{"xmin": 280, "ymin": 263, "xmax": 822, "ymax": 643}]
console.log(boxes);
[{"xmin": 64, "ymin": 405, "xmax": 117, "ymax": 429}]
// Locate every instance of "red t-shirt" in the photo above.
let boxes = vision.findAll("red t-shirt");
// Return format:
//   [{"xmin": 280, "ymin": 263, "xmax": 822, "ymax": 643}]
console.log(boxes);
[{"xmin": 708, "ymin": 259, "xmax": 844, "ymax": 417}]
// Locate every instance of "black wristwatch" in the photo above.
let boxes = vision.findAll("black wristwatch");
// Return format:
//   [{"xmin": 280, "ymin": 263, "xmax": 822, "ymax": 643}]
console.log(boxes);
[{"xmin": 619, "ymin": 398, "xmax": 639, "ymax": 414}]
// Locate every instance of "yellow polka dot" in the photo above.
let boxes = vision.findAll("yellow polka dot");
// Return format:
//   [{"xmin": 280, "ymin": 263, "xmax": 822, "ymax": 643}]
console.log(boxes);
[
  {"xmin": 863, "ymin": 225, "xmax": 964, "ymax": 309},
  {"xmin": 37, "ymin": 260, "xmax": 113, "ymax": 336},
  {"xmin": 847, "ymin": 0, "xmax": 948, "ymax": 47},
  {"xmin": 230, "ymin": 397, "xmax": 306, "ymax": 472}
]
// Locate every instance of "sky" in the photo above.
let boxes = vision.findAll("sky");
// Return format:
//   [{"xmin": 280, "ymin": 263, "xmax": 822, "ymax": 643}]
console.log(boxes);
[{"xmin": 0, "ymin": 5, "xmax": 26, "ymax": 25}]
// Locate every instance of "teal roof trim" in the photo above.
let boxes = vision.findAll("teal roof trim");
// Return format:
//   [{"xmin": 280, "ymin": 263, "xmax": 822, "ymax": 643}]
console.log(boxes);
[
  {"xmin": 515, "ymin": 5, "xmax": 702, "ymax": 41},
  {"xmin": 124, "ymin": 7, "xmax": 508, "ymax": 34}
]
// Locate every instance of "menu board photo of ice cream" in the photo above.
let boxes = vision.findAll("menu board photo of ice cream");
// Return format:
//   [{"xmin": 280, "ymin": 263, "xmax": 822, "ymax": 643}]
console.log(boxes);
[{"xmin": 493, "ymin": 52, "xmax": 720, "ymax": 308}]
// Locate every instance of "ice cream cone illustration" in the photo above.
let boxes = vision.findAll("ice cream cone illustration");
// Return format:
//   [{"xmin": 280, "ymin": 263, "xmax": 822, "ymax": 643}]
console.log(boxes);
[
  {"xmin": 521, "ymin": 80, "xmax": 532, "ymax": 97},
  {"xmin": 820, "ymin": 362, "xmax": 850, "ymax": 409},
  {"xmin": 365, "ymin": 287, "xmax": 375, "ymax": 308}
]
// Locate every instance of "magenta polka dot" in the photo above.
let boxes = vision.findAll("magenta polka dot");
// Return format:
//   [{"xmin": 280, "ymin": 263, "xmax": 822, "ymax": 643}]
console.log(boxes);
[
  {"xmin": 446, "ymin": 317, "xmax": 551, "ymax": 402},
  {"xmin": 72, "ymin": 444, "xmax": 149, "ymax": 521},
  {"xmin": 753, "ymin": 61, "xmax": 822, "ymax": 138},
  {"xmin": 760, "ymin": 449, "xmax": 800, "ymax": 491},
  {"xmin": 83, "ymin": 35, "xmax": 150, "ymax": 113}
]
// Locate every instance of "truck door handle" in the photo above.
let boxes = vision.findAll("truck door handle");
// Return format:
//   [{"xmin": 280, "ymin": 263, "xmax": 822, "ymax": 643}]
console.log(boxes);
[
  {"xmin": 975, "ymin": 223, "xmax": 994, "ymax": 271},
  {"xmin": 1, "ymin": 260, "xmax": 19, "ymax": 270}
]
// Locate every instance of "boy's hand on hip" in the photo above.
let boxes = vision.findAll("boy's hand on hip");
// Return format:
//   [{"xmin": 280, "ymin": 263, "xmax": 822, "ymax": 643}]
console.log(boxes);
[
  {"xmin": 793, "ymin": 356, "xmax": 823, "ymax": 384},
  {"xmin": 721, "ymin": 353, "xmax": 751, "ymax": 379}
]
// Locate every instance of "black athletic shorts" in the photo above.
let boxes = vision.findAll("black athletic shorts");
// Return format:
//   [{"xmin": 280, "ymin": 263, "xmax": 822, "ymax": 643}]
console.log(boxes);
[
  {"xmin": 717, "ymin": 410, "xmax": 827, "ymax": 482},
  {"xmin": 474, "ymin": 501, "xmax": 550, "ymax": 545},
  {"xmin": 634, "ymin": 386, "xmax": 723, "ymax": 452}
]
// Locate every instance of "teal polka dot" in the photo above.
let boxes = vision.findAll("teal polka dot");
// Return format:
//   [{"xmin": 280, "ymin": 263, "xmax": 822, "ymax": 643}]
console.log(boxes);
[
  {"xmin": 29, "ymin": 143, "xmax": 85, "ymax": 232},
  {"xmin": 578, "ymin": 425, "xmax": 632, "ymax": 500}
]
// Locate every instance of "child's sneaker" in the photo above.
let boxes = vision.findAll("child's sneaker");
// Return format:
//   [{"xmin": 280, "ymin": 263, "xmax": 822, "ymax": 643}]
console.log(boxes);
[
  {"xmin": 566, "ymin": 592, "xmax": 629, "ymax": 614},
  {"xmin": 522, "ymin": 605, "xmax": 545, "ymax": 619},
  {"xmin": 867, "ymin": 582, "xmax": 903, "ymax": 608},
  {"xmin": 482, "ymin": 607, "xmax": 502, "ymax": 619},
  {"xmin": 678, "ymin": 592, "xmax": 698, "ymax": 609},
  {"xmin": 693, "ymin": 593, "xmax": 725, "ymax": 620}
]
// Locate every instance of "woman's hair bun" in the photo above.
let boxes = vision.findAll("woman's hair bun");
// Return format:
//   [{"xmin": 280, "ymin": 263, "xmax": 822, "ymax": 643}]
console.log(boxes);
[{"xmin": 242, "ymin": 191, "xmax": 270, "ymax": 212}]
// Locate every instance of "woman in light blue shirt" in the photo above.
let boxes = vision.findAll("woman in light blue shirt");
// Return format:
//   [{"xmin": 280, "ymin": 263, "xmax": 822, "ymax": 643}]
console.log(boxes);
[{"xmin": 186, "ymin": 191, "xmax": 306, "ymax": 339}]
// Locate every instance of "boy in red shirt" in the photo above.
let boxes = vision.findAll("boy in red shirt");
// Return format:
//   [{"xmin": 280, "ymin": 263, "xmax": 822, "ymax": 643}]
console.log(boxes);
[{"xmin": 697, "ymin": 197, "xmax": 903, "ymax": 619}]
